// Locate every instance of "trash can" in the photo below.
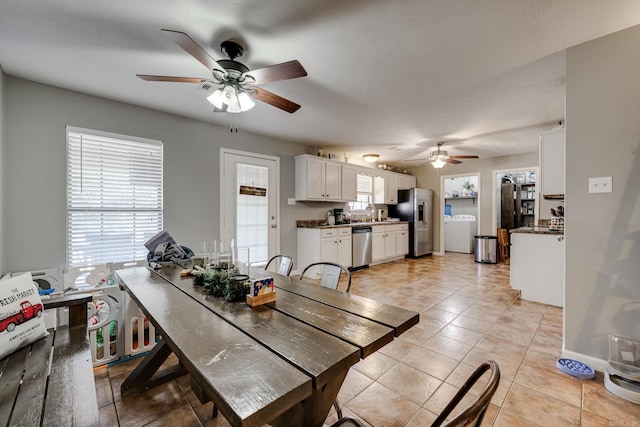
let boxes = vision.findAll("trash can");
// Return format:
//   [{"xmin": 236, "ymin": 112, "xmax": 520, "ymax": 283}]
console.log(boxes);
[{"xmin": 475, "ymin": 235, "xmax": 497, "ymax": 264}]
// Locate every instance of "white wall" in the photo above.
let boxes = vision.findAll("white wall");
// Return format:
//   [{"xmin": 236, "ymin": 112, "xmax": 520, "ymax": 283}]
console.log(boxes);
[
  {"xmin": 3, "ymin": 77, "xmax": 333, "ymax": 272},
  {"xmin": 0, "ymin": 67, "xmax": 5, "ymax": 275},
  {"xmin": 410, "ymin": 152, "xmax": 539, "ymax": 252},
  {"xmin": 565, "ymin": 25, "xmax": 640, "ymax": 362}
]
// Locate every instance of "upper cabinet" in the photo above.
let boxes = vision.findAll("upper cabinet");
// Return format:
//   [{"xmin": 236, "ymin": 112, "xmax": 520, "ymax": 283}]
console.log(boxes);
[
  {"xmin": 397, "ymin": 174, "xmax": 416, "ymax": 190},
  {"xmin": 295, "ymin": 154, "xmax": 415, "ymax": 203},
  {"xmin": 539, "ymin": 128, "xmax": 565, "ymax": 196},
  {"xmin": 341, "ymin": 164, "xmax": 358, "ymax": 201},
  {"xmin": 373, "ymin": 173, "xmax": 398, "ymax": 205},
  {"xmin": 295, "ymin": 156, "xmax": 343, "ymax": 201}
]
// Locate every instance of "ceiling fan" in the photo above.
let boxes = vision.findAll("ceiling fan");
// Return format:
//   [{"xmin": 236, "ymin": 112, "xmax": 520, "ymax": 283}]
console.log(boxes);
[
  {"xmin": 428, "ymin": 142, "xmax": 479, "ymax": 168},
  {"xmin": 137, "ymin": 29, "xmax": 307, "ymax": 113}
]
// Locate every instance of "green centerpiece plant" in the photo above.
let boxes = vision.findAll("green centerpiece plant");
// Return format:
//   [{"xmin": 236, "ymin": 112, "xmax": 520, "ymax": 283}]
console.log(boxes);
[{"xmin": 192, "ymin": 266, "xmax": 249, "ymax": 301}]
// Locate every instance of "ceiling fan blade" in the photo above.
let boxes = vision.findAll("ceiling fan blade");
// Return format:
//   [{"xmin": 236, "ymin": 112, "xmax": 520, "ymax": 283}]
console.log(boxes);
[
  {"xmin": 137, "ymin": 74, "xmax": 210, "ymax": 83},
  {"xmin": 161, "ymin": 29, "xmax": 227, "ymax": 75},
  {"xmin": 450, "ymin": 155, "xmax": 479, "ymax": 159},
  {"xmin": 252, "ymin": 87, "xmax": 301, "ymax": 113},
  {"xmin": 243, "ymin": 60, "xmax": 307, "ymax": 85},
  {"xmin": 446, "ymin": 158, "xmax": 462, "ymax": 164}
]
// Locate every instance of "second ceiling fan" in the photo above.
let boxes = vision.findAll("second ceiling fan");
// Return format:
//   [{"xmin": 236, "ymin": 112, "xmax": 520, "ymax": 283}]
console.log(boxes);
[
  {"xmin": 137, "ymin": 29, "xmax": 307, "ymax": 113},
  {"xmin": 428, "ymin": 142, "xmax": 478, "ymax": 168}
]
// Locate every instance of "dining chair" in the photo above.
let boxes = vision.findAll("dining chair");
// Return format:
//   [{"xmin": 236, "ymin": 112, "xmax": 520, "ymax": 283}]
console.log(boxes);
[
  {"xmin": 300, "ymin": 262, "xmax": 352, "ymax": 293},
  {"xmin": 431, "ymin": 360, "xmax": 501, "ymax": 427},
  {"xmin": 264, "ymin": 254, "xmax": 294, "ymax": 276},
  {"xmin": 300, "ymin": 261, "xmax": 352, "ymax": 419},
  {"xmin": 330, "ymin": 417, "xmax": 364, "ymax": 427}
]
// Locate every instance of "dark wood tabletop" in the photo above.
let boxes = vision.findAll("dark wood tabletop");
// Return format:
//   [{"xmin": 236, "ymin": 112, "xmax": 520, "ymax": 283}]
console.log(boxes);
[{"xmin": 116, "ymin": 265, "xmax": 419, "ymax": 427}]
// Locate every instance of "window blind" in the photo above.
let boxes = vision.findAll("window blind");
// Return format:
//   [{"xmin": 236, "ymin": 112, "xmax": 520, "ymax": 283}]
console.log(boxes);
[
  {"xmin": 67, "ymin": 127, "xmax": 163, "ymax": 266},
  {"xmin": 356, "ymin": 174, "xmax": 373, "ymax": 193},
  {"xmin": 349, "ymin": 174, "xmax": 373, "ymax": 211}
]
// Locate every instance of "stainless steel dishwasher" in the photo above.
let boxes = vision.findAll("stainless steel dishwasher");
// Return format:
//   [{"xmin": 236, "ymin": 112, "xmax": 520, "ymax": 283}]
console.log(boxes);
[{"xmin": 351, "ymin": 226, "xmax": 372, "ymax": 271}]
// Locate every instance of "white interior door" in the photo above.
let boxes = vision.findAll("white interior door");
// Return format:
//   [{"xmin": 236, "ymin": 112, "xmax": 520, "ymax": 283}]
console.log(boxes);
[{"xmin": 221, "ymin": 149, "xmax": 279, "ymax": 265}]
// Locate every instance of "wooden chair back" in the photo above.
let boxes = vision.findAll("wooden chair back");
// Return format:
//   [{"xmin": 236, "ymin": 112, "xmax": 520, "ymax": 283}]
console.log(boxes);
[
  {"xmin": 431, "ymin": 360, "xmax": 500, "ymax": 427},
  {"xmin": 497, "ymin": 228, "xmax": 510, "ymax": 262}
]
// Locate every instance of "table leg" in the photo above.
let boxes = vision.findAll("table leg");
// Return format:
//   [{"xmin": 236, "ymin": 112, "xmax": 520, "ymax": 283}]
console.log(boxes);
[
  {"xmin": 121, "ymin": 339, "xmax": 187, "ymax": 396},
  {"xmin": 269, "ymin": 370, "xmax": 349, "ymax": 427}
]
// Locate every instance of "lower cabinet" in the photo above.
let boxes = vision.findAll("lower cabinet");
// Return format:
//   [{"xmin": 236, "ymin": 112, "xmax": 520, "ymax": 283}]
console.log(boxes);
[
  {"xmin": 298, "ymin": 228, "xmax": 352, "ymax": 278},
  {"xmin": 298, "ymin": 223, "xmax": 409, "ymax": 274},
  {"xmin": 510, "ymin": 232, "xmax": 564, "ymax": 307},
  {"xmin": 372, "ymin": 224, "xmax": 408, "ymax": 263},
  {"xmin": 372, "ymin": 228, "xmax": 386, "ymax": 263},
  {"xmin": 396, "ymin": 224, "xmax": 409, "ymax": 256},
  {"xmin": 384, "ymin": 225, "xmax": 397, "ymax": 258}
]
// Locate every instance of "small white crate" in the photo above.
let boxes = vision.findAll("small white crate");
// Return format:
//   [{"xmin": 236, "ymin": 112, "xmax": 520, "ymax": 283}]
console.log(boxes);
[
  {"xmin": 123, "ymin": 292, "xmax": 157, "ymax": 357},
  {"xmin": 67, "ymin": 285, "xmax": 125, "ymax": 366}
]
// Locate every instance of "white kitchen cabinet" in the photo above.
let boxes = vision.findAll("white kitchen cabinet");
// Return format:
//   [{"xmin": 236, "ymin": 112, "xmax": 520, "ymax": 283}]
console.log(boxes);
[
  {"xmin": 372, "ymin": 226, "xmax": 386, "ymax": 263},
  {"xmin": 383, "ymin": 225, "xmax": 397, "ymax": 258},
  {"xmin": 295, "ymin": 155, "xmax": 343, "ymax": 201},
  {"xmin": 372, "ymin": 224, "xmax": 406, "ymax": 262},
  {"xmin": 539, "ymin": 128, "xmax": 565, "ymax": 196},
  {"xmin": 373, "ymin": 173, "xmax": 398, "ymax": 205},
  {"xmin": 298, "ymin": 228, "xmax": 352, "ymax": 277},
  {"xmin": 397, "ymin": 175, "xmax": 416, "ymax": 190},
  {"xmin": 341, "ymin": 164, "xmax": 358, "ymax": 201},
  {"xmin": 510, "ymin": 232, "xmax": 564, "ymax": 307},
  {"xmin": 396, "ymin": 223, "xmax": 409, "ymax": 256}
]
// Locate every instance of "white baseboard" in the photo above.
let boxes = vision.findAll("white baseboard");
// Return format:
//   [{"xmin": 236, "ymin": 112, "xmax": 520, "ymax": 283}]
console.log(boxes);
[{"xmin": 562, "ymin": 349, "xmax": 608, "ymax": 373}]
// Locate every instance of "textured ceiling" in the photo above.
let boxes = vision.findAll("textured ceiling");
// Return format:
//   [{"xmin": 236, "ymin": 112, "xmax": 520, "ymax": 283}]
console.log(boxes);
[{"xmin": 1, "ymin": 1, "xmax": 640, "ymax": 166}]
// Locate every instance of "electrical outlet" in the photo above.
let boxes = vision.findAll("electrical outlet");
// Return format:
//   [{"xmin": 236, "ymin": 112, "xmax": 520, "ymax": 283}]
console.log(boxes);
[
  {"xmin": 288, "ymin": 198, "xmax": 296, "ymax": 205},
  {"xmin": 588, "ymin": 177, "xmax": 612, "ymax": 193}
]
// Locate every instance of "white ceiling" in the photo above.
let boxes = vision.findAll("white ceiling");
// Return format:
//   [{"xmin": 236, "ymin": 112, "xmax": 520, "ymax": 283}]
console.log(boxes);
[{"xmin": 1, "ymin": 1, "xmax": 640, "ymax": 166}]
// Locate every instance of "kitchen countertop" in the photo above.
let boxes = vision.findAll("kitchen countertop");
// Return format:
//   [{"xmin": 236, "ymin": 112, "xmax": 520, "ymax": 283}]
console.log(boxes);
[
  {"xmin": 510, "ymin": 226, "xmax": 564, "ymax": 235},
  {"xmin": 297, "ymin": 220, "xmax": 408, "ymax": 229}
]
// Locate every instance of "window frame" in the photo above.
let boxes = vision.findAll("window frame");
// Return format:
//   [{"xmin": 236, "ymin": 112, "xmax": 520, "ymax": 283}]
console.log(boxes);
[
  {"xmin": 348, "ymin": 173, "xmax": 374, "ymax": 212},
  {"xmin": 66, "ymin": 126, "xmax": 163, "ymax": 267}
]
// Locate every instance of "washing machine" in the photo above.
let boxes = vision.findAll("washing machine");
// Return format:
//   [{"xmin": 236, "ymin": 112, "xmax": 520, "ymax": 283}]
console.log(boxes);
[{"xmin": 445, "ymin": 214, "xmax": 477, "ymax": 253}]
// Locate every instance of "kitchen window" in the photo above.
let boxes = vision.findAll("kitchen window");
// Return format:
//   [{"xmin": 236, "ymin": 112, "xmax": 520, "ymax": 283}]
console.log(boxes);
[
  {"xmin": 348, "ymin": 174, "xmax": 373, "ymax": 211},
  {"xmin": 66, "ymin": 127, "xmax": 163, "ymax": 266}
]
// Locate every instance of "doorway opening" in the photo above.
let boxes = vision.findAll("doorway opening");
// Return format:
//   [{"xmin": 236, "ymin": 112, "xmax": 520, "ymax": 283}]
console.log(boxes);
[
  {"xmin": 439, "ymin": 173, "xmax": 481, "ymax": 255},
  {"xmin": 491, "ymin": 167, "xmax": 538, "ymax": 234}
]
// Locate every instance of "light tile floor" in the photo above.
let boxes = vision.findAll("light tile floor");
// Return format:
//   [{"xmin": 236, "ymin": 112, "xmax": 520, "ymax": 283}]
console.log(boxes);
[{"xmin": 95, "ymin": 253, "xmax": 640, "ymax": 426}]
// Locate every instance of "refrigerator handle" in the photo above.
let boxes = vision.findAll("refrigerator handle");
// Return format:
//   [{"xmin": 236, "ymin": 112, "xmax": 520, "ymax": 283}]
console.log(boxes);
[{"xmin": 422, "ymin": 202, "xmax": 428, "ymax": 225}]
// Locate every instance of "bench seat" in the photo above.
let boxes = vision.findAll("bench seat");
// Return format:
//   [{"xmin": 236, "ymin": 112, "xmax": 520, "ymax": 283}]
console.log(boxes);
[{"xmin": 0, "ymin": 293, "xmax": 99, "ymax": 427}]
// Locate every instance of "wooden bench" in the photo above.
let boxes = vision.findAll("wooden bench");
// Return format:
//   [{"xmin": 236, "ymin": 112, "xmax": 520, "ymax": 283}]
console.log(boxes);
[{"xmin": 0, "ymin": 293, "xmax": 100, "ymax": 427}]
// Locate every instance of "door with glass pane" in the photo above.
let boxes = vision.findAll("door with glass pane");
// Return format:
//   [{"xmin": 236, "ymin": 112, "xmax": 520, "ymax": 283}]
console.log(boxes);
[{"xmin": 221, "ymin": 149, "xmax": 279, "ymax": 266}]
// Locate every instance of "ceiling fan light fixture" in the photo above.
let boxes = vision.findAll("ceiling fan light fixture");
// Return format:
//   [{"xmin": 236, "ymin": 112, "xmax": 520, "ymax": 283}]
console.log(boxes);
[
  {"xmin": 222, "ymin": 85, "xmax": 238, "ymax": 106},
  {"xmin": 206, "ymin": 88, "xmax": 224, "ymax": 109},
  {"xmin": 363, "ymin": 154, "xmax": 380, "ymax": 163},
  {"xmin": 237, "ymin": 91, "xmax": 255, "ymax": 112},
  {"xmin": 431, "ymin": 158, "xmax": 447, "ymax": 169}
]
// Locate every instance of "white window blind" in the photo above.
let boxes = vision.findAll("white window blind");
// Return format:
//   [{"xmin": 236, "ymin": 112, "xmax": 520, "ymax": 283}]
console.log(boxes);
[
  {"xmin": 349, "ymin": 174, "xmax": 373, "ymax": 211},
  {"xmin": 67, "ymin": 127, "xmax": 163, "ymax": 267}
]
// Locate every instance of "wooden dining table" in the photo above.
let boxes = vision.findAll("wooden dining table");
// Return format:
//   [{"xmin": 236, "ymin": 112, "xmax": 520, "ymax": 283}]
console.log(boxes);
[{"xmin": 115, "ymin": 264, "xmax": 419, "ymax": 427}]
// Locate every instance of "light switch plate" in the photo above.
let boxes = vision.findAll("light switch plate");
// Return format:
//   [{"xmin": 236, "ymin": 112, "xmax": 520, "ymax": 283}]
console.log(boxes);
[
  {"xmin": 589, "ymin": 176, "xmax": 612, "ymax": 193},
  {"xmin": 288, "ymin": 198, "xmax": 296, "ymax": 205}
]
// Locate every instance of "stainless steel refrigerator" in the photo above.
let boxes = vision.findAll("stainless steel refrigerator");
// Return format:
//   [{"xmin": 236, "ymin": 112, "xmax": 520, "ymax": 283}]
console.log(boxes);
[{"xmin": 388, "ymin": 188, "xmax": 433, "ymax": 257}]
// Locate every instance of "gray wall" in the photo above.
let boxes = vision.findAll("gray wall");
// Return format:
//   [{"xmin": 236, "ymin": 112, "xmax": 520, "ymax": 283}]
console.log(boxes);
[
  {"xmin": 410, "ymin": 151, "xmax": 540, "ymax": 253},
  {"xmin": 0, "ymin": 67, "xmax": 4, "ymax": 274},
  {"xmin": 2, "ymin": 77, "xmax": 336, "ymax": 273},
  {"xmin": 565, "ymin": 25, "xmax": 640, "ymax": 361}
]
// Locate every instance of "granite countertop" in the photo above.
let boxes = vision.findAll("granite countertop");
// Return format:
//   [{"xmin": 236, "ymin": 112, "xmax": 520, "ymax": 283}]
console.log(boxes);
[
  {"xmin": 510, "ymin": 226, "xmax": 564, "ymax": 235},
  {"xmin": 297, "ymin": 220, "xmax": 409, "ymax": 229}
]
